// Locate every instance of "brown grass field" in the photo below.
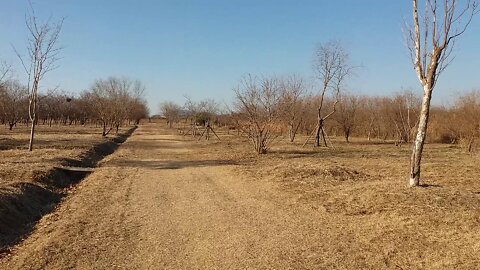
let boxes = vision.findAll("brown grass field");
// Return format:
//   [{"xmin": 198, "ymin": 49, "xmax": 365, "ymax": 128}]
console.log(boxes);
[
  {"xmin": 0, "ymin": 124, "xmax": 134, "ymax": 251},
  {"xmin": 0, "ymin": 124, "xmax": 130, "ymax": 187},
  {"xmin": 0, "ymin": 121, "xmax": 479, "ymax": 269},
  {"xmin": 195, "ymin": 126, "xmax": 480, "ymax": 268}
]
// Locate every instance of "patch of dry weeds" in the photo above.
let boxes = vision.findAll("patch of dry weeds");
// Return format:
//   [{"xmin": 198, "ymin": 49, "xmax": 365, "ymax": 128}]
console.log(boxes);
[{"xmin": 207, "ymin": 129, "xmax": 480, "ymax": 268}]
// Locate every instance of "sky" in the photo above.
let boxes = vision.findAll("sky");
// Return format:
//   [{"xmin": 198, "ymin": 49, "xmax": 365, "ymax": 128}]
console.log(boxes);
[{"xmin": 0, "ymin": 0, "xmax": 479, "ymax": 114}]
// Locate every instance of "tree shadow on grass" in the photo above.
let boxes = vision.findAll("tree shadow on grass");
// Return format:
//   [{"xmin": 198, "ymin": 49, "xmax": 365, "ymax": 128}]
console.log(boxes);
[
  {"xmin": 269, "ymin": 148, "xmax": 371, "ymax": 159},
  {"xmin": 108, "ymin": 159, "xmax": 238, "ymax": 170},
  {"xmin": 419, "ymin": 183, "xmax": 442, "ymax": 188}
]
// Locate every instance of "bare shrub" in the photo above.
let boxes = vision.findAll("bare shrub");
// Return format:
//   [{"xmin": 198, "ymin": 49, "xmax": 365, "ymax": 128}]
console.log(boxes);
[{"xmin": 233, "ymin": 75, "xmax": 283, "ymax": 154}]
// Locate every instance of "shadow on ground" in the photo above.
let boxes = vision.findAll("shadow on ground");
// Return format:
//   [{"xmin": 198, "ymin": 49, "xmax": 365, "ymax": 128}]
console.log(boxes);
[
  {"xmin": 0, "ymin": 127, "xmax": 137, "ymax": 255},
  {"xmin": 107, "ymin": 159, "xmax": 237, "ymax": 170}
]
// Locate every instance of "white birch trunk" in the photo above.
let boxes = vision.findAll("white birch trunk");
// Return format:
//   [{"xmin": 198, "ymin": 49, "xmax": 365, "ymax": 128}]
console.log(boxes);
[{"xmin": 409, "ymin": 85, "xmax": 432, "ymax": 187}]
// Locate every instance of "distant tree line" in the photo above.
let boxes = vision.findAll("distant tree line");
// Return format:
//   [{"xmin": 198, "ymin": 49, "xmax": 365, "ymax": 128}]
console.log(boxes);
[
  {"xmin": 0, "ymin": 76, "xmax": 149, "ymax": 136},
  {"xmin": 158, "ymin": 84, "xmax": 480, "ymax": 154}
]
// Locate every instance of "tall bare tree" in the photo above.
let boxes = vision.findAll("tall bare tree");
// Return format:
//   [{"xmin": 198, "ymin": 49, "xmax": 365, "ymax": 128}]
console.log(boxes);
[
  {"xmin": 310, "ymin": 41, "xmax": 352, "ymax": 147},
  {"xmin": 405, "ymin": 0, "xmax": 477, "ymax": 187},
  {"xmin": 15, "ymin": 4, "xmax": 63, "ymax": 151}
]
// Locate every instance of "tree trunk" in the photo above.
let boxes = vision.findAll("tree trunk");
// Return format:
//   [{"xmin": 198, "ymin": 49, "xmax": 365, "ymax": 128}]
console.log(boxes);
[
  {"xmin": 102, "ymin": 122, "xmax": 109, "ymax": 137},
  {"xmin": 28, "ymin": 118, "xmax": 36, "ymax": 151},
  {"xmin": 289, "ymin": 124, "xmax": 295, "ymax": 143},
  {"xmin": 289, "ymin": 120, "xmax": 302, "ymax": 143},
  {"xmin": 467, "ymin": 137, "xmax": 474, "ymax": 153},
  {"xmin": 313, "ymin": 107, "xmax": 320, "ymax": 146},
  {"xmin": 409, "ymin": 86, "xmax": 432, "ymax": 187},
  {"xmin": 28, "ymin": 98, "xmax": 37, "ymax": 151},
  {"xmin": 315, "ymin": 125, "xmax": 321, "ymax": 146},
  {"xmin": 253, "ymin": 131, "xmax": 267, "ymax": 154},
  {"xmin": 345, "ymin": 127, "xmax": 350, "ymax": 143}
]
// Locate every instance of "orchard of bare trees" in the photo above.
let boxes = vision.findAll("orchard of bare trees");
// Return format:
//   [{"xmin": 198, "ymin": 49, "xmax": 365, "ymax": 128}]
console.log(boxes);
[
  {"xmin": 0, "ymin": 4, "xmax": 149, "ymax": 151},
  {"xmin": 0, "ymin": 77, "xmax": 149, "ymax": 135},
  {"xmin": 157, "ymin": 75, "xmax": 480, "ymax": 156},
  {"xmin": 155, "ymin": 36, "xmax": 479, "ymax": 157},
  {"xmin": 153, "ymin": 0, "xmax": 479, "ymax": 192}
]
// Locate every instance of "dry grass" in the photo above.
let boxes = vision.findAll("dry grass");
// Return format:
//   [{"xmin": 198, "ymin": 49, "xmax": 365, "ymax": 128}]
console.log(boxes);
[
  {"xmin": 0, "ymin": 124, "xmax": 130, "ymax": 187},
  {"xmin": 0, "ymin": 123, "xmax": 135, "ymax": 252},
  {"xmin": 1, "ymin": 121, "xmax": 479, "ymax": 268},
  {"xmin": 194, "ymin": 126, "xmax": 480, "ymax": 268}
]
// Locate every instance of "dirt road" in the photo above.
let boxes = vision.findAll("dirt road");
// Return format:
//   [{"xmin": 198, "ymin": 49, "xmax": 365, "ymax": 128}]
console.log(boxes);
[
  {"xmin": 1, "ymin": 123, "xmax": 478, "ymax": 269},
  {"xmin": 0, "ymin": 124, "xmax": 332, "ymax": 269}
]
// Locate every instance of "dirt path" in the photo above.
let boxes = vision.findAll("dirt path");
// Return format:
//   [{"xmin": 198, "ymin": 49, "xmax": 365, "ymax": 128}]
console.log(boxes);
[
  {"xmin": 1, "ymin": 124, "xmax": 476, "ymax": 269},
  {"xmin": 0, "ymin": 124, "xmax": 335, "ymax": 269}
]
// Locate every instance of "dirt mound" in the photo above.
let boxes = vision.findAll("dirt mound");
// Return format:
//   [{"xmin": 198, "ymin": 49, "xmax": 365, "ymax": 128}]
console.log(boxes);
[
  {"xmin": 0, "ymin": 126, "xmax": 137, "ymax": 254},
  {"xmin": 269, "ymin": 162, "xmax": 367, "ymax": 183},
  {"xmin": 323, "ymin": 166, "xmax": 363, "ymax": 181}
]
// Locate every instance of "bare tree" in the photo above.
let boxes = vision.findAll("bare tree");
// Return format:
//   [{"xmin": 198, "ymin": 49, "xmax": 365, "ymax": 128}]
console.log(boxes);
[
  {"xmin": 196, "ymin": 99, "xmax": 220, "ymax": 140},
  {"xmin": 388, "ymin": 91, "xmax": 421, "ymax": 143},
  {"xmin": 90, "ymin": 77, "xmax": 147, "ymax": 136},
  {"xmin": 335, "ymin": 92, "xmax": 359, "ymax": 143},
  {"xmin": 0, "ymin": 80, "xmax": 29, "ymax": 130},
  {"xmin": 355, "ymin": 96, "xmax": 382, "ymax": 141},
  {"xmin": 309, "ymin": 41, "xmax": 353, "ymax": 147},
  {"xmin": 279, "ymin": 74, "xmax": 307, "ymax": 142},
  {"xmin": 128, "ymin": 84, "xmax": 149, "ymax": 125},
  {"xmin": 15, "ymin": 4, "xmax": 63, "ymax": 151},
  {"xmin": 452, "ymin": 91, "xmax": 480, "ymax": 152},
  {"xmin": 159, "ymin": 101, "xmax": 182, "ymax": 128},
  {"xmin": 405, "ymin": 0, "xmax": 478, "ymax": 187},
  {"xmin": 90, "ymin": 79, "xmax": 115, "ymax": 136},
  {"xmin": 182, "ymin": 96, "xmax": 200, "ymax": 136},
  {"xmin": 233, "ymin": 75, "xmax": 283, "ymax": 154},
  {"xmin": 196, "ymin": 98, "xmax": 219, "ymax": 126}
]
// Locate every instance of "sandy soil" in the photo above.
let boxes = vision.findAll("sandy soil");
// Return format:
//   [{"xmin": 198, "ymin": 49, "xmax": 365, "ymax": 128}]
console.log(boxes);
[{"xmin": 1, "ymin": 123, "xmax": 478, "ymax": 269}]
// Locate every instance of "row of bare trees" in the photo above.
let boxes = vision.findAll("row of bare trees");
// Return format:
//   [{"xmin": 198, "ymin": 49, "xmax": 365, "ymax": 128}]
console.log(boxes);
[
  {"xmin": 155, "ymin": 71, "xmax": 478, "ymax": 156},
  {"xmin": 232, "ymin": 0, "xmax": 478, "ymax": 188},
  {"xmin": 324, "ymin": 90, "xmax": 480, "ymax": 151},
  {"xmin": 1, "ymin": 4, "xmax": 146, "ymax": 150},
  {"xmin": 430, "ymin": 91, "xmax": 480, "ymax": 151},
  {"xmin": 86, "ymin": 77, "xmax": 149, "ymax": 136},
  {"xmin": 0, "ymin": 80, "xmax": 28, "ymax": 130},
  {"xmin": 231, "ymin": 72, "xmax": 479, "ymax": 154},
  {"xmin": 153, "ymin": 0, "xmax": 478, "ymax": 188},
  {"xmin": 159, "ymin": 98, "xmax": 219, "ymax": 126},
  {"xmin": 0, "ymin": 77, "xmax": 149, "ymax": 136},
  {"xmin": 332, "ymin": 91, "xmax": 421, "ymax": 143}
]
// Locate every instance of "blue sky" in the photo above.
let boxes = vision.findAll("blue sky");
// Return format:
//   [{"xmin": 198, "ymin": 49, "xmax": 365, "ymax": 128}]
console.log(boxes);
[{"xmin": 1, "ymin": 1, "xmax": 479, "ymax": 113}]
